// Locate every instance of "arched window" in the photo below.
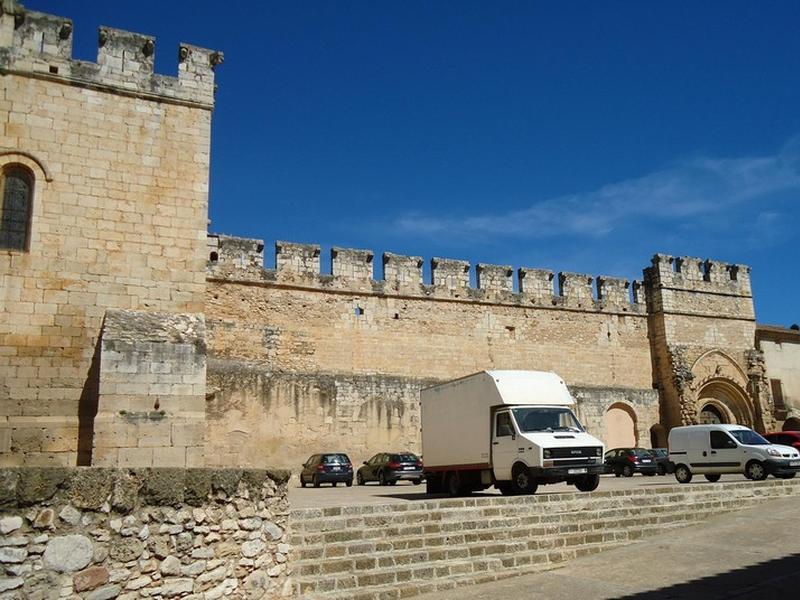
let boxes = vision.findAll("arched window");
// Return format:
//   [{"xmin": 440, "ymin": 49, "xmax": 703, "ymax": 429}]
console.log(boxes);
[{"xmin": 0, "ymin": 165, "xmax": 33, "ymax": 251}]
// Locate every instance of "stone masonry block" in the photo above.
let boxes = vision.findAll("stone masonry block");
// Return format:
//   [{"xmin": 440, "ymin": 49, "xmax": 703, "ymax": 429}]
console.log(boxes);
[
  {"xmin": 382, "ymin": 253, "xmax": 423, "ymax": 287},
  {"xmin": 558, "ymin": 272, "xmax": 594, "ymax": 308},
  {"xmin": 431, "ymin": 258, "xmax": 470, "ymax": 291},
  {"xmin": 275, "ymin": 241, "xmax": 320, "ymax": 276},
  {"xmin": 596, "ymin": 276, "xmax": 630, "ymax": 309},
  {"xmin": 518, "ymin": 268, "xmax": 555, "ymax": 301},
  {"xmin": 476, "ymin": 264, "xmax": 513, "ymax": 293},
  {"xmin": 331, "ymin": 247, "xmax": 374, "ymax": 281}
]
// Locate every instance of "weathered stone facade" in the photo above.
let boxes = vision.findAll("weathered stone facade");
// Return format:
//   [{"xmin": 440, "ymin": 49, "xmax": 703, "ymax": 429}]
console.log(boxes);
[
  {"xmin": 0, "ymin": 2, "xmax": 794, "ymax": 472},
  {"xmin": 0, "ymin": 467, "xmax": 291, "ymax": 599}
]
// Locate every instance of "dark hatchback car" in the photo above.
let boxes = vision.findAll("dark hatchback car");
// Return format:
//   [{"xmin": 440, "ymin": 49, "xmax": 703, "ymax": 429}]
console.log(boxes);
[
  {"xmin": 764, "ymin": 431, "xmax": 800, "ymax": 452},
  {"xmin": 604, "ymin": 447, "xmax": 659, "ymax": 477},
  {"xmin": 650, "ymin": 448, "xmax": 673, "ymax": 475},
  {"xmin": 300, "ymin": 453, "xmax": 353, "ymax": 487},
  {"xmin": 357, "ymin": 452, "xmax": 424, "ymax": 486}
]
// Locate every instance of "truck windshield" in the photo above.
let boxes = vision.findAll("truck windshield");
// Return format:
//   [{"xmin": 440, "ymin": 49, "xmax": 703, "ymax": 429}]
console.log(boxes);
[
  {"xmin": 729, "ymin": 430, "xmax": 769, "ymax": 446},
  {"xmin": 512, "ymin": 407, "xmax": 583, "ymax": 433}
]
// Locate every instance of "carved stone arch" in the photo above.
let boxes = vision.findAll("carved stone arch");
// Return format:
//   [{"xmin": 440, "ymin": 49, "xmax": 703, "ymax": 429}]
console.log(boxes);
[
  {"xmin": 0, "ymin": 149, "xmax": 53, "ymax": 182},
  {"xmin": 695, "ymin": 379, "xmax": 754, "ymax": 427},
  {"xmin": 690, "ymin": 349, "xmax": 749, "ymax": 392}
]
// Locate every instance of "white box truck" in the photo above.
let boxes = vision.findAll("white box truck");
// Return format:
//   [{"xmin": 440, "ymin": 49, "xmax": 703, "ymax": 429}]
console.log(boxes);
[{"xmin": 421, "ymin": 370, "xmax": 605, "ymax": 496}]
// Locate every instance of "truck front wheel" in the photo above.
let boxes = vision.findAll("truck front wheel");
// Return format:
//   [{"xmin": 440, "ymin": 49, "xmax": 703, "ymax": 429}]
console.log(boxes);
[
  {"xmin": 511, "ymin": 464, "xmax": 538, "ymax": 495},
  {"xmin": 574, "ymin": 474, "xmax": 600, "ymax": 492}
]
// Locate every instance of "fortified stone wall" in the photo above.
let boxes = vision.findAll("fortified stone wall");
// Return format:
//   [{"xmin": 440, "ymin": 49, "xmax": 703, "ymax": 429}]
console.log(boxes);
[
  {"xmin": 205, "ymin": 236, "xmax": 658, "ymax": 468},
  {"xmin": 0, "ymin": 467, "xmax": 292, "ymax": 599},
  {"xmin": 757, "ymin": 325, "xmax": 800, "ymax": 429},
  {"xmin": 0, "ymin": 4, "xmax": 220, "ymax": 466}
]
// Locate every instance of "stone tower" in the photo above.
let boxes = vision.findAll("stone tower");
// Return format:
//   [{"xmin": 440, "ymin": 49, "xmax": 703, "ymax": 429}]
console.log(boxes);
[{"xmin": 0, "ymin": 1, "xmax": 221, "ymax": 467}]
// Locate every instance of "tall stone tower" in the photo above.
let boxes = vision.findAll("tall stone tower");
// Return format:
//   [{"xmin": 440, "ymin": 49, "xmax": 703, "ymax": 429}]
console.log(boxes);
[
  {"xmin": 644, "ymin": 254, "xmax": 774, "ymax": 440},
  {"xmin": 0, "ymin": 2, "xmax": 221, "ymax": 467}
]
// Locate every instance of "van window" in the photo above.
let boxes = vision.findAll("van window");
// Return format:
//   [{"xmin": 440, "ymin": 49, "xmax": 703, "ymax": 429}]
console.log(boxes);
[
  {"xmin": 729, "ymin": 429, "xmax": 769, "ymax": 446},
  {"xmin": 496, "ymin": 412, "xmax": 514, "ymax": 437},
  {"xmin": 710, "ymin": 431, "xmax": 737, "ymax": 449}
]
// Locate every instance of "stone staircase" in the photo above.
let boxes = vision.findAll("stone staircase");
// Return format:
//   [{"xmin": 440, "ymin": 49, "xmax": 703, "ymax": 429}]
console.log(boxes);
[{"xmin": 289, "ymin": 479, "xmax": 800, "ymax": 599}]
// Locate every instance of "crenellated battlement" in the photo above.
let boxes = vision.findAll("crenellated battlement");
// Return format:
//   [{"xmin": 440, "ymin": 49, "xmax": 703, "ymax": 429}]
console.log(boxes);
[
  {"xmin": 206, "ymin": 235, "xmax": 650, "ymax": 314},
  {"xmin": 645, "ymin": 253, "xmax": 752, "ymax": 297},
  {"xmin": 0, "ymin": 3, "xmax": 222, "ymax": 108}
]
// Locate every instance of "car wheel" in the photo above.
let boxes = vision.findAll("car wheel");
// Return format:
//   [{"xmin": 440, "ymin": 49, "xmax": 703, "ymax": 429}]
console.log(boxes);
[
  {"xmin": 657, "ymin": 464, "xmax": 666, "ymax": 476},
  {"xmin": 357, "ymin": 472, "xmax": 365, "ymax": 486},
  {"xmin": 574, "ymin": 474, "xmax": 600, "ymax": 492},
  {"xmin": 622, "ymin": 465, "xmax": 634, "ymax": 478},
  {"xmin": 511, "ymin": 464, "xmax": 538, "ymax": 495},
  {"xmin": 777, "ymin": 473, "xmax": 795, "ymax": 479},
  {"xmin": 300, "ymin": 477, "xmax": 306, "ymax": 488},
  {"xmin": 644, "ymin": 472, "xmax": 656, "ymax": 477},
  {"xmin": 675, "ymin": 464, "xmax": 692, "ymax": 484},
  {"xmin": 388, "ymin": 480, "xmax": 397, "ymax": 486},
  {"xmin": 313, "ymin": 475, "xmax": 320, "ymax": 488},
  {"xmin": 413, "ymin": 479, "xmax": 422, "ymax": 485},
  {"xmin": 346, "ymin": 479, "xmax": 353, "ymax": 487},
  {"xmin": 704, "ymin": 473, "xmax": 721, "ymax": 482},
  {"xmin": 745, "ymin": 460, "xmax": 767, "ymax": 481},
  {"xmin": 378, "ymin": 471, "xmax": 387, "ymax": 486},
  {"xmin": 332, "ymin": 481, "xmax": 337, "ymax": 487}
]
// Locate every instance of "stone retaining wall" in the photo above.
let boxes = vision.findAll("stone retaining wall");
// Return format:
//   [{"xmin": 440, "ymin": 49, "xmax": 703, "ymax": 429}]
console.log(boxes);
[{"xmin": 0, "ymin": 467, "xmax": 291, "ymax": 599}]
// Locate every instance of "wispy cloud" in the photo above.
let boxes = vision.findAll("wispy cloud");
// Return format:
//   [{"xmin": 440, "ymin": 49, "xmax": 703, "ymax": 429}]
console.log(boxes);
[{"xmin": 394, "ymin": 138, "xmax": 800, "ymax": 240}]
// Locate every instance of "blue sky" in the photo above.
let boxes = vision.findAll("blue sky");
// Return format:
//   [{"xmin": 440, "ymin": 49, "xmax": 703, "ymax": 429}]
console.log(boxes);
[{"xmin": 32, "ymin": 1, "xmax": 800, "ymax": 325}]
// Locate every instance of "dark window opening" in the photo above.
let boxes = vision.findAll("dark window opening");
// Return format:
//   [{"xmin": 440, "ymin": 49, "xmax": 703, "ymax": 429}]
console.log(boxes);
[
  {"xmin": 355, "ymin": 307, "xmax": 364, "ymax": 316},
  {"xmin": 209, "ymin": 251, "xmax": 219, "ymax": 262},
  {"xmin": 49, "ymin": 65, "xmax": 59, "ymax": 74},
  {"xmin": 0, "ymin": 165, "xmax": 34, "ymax": 251},
  {"xmin": 771, "ymin": 379, "xmax": 786, "ymax": 410}
]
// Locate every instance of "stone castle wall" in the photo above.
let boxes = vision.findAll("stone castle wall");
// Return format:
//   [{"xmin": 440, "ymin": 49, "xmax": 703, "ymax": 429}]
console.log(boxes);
[
  {"xmin": 204, "ymin": 237, "xmax": 659, "ymax": 468},
  {"xmin": 0, "ymin": 4, "xmax": 220, "ymax": 466},
  {"xmin": 0, "ymin": 467, "xmax": 292, "ymax": 599}
]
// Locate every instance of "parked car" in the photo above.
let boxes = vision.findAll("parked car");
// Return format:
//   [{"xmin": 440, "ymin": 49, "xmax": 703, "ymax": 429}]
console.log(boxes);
[
  {"xmin": 300, "ymin": 453, "xmax": 353, "ymax": 487},
  {"xmin": 650, "ymin": 448, "xmax": 673, "ymax": 475},
  {"xmin": 604, "ymin": 447, "xmax": 658, "ymax": 477},
  {"xmin": 357, "ymin": 452, "xmax": 424, "ymax": 486},
  {"xmin": 669, "ymin": 424, "xmax": 800, "ymax": 483},
  {"xmin": 763, "ymin": 431, "xmax": 800, "ymax": 452}
]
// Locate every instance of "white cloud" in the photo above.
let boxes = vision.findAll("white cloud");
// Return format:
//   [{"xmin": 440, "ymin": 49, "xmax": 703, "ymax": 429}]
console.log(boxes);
[{"xmin": 394, "ymin": 138, "xmax": 800, "ymax": 240}]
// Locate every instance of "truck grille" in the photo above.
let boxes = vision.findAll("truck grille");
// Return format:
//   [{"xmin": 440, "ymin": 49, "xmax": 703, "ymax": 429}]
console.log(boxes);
[{"xmin": 550, "ymin": 447, "xmax": 601, "ymax": 459}]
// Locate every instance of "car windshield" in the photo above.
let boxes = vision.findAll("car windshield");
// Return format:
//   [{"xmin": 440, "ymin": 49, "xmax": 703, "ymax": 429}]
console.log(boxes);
[
  {"xmin": 322, "ymin": 454, "xmax": 350, "ymax": 464},
  {"xmin": 729, "ymin": 430, "xmax": 769, "ymax": 446},
  {"xmin": 512, "ymin": 407, "xmax": 583, "ymax": 433}
]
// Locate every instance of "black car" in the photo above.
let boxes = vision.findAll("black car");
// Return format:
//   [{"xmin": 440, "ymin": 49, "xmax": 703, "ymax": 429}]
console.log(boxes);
[
  {"xmin": 649, "ymin": 448, "xmax": 673, "ymax": 475},
  {"xmin": 604, "ymin": 447, "xmax": 658, "ymax": 477},
  {"xmin": 357, "ymin": 452, "xmax": 424, "ymax": 486},
  {"xmin": 300, "ymin": 453, "xmax": 353, "ymax": 487}
]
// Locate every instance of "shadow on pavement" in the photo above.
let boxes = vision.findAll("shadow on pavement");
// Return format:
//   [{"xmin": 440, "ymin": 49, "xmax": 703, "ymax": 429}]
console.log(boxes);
[{"xmin": 615, "ymin": 553, "xmax": 800, "ymax": 599}]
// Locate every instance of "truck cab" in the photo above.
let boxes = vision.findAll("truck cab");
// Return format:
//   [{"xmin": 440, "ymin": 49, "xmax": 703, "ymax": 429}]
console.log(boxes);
[{"xmin": 492, "ymin": 404, "xmax": 604, "ymax": 494}]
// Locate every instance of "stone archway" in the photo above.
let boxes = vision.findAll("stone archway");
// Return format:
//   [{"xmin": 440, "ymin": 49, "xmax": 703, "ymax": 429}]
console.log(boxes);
[
  {"xmin": 783, "ymin": 418, "xmax": 800, "ymax": 432},
  {"xmin": 604, "ymin": 403, "xmax": 638, "ymax": 448},
  {"xmin": 696, "ymin": 380, "xmax": 752, "ymax": 427}
]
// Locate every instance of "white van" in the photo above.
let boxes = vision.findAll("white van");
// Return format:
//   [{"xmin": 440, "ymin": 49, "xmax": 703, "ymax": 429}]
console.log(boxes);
[{"xmin": 668, "ymin": 424, "xmax": 800, "ymax": 483}]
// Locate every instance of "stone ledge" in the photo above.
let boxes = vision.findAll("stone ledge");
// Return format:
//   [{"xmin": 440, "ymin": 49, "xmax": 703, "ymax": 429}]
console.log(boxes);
[{"xmin": 0, "ymin": 467, "xmax": 291, "ymax": 511}]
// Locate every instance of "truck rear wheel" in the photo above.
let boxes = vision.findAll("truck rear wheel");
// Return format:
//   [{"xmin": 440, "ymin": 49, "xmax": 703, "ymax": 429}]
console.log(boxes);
[
  {"xmin": 446, "ymin": 471, "xmax": 466, "ymax": 496},
  {"xmin": 425, "ymin": 474, "xmax": 444, "ymax": 495},
  {"xmin": 574, "ymin": 474, "xmax": 600, "ymax": 492},
  {"xmin": 511, "ymin": 464, "xmax": 538, "ymax": 495}
]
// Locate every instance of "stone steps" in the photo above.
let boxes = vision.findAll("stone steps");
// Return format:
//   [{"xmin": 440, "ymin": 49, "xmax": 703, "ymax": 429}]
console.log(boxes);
[
  {"xmin": 292, "ymin": 495, "xmax": 753, "ymax": 561},
  {"xmin": 289, "ymin": 479, "xmax": 800, "ymax": 598}
]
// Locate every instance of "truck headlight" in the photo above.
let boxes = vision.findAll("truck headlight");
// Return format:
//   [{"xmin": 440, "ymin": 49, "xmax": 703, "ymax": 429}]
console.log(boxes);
[
  {"xmin": 543, "ymin": 449, "xmax": 552, "ymax": 459},
  {"xmin": 766, "ymin": 448, "xmax": 780, "ymax": 457},
  {"xmin": 595, "ymin": 447, "xmax": 602, "ymax": 457}
]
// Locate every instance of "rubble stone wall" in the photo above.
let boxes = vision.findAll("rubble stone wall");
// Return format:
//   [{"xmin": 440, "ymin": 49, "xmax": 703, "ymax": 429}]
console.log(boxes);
[{"xmin": 0, "ymin": 467, "xmax": 291, "ymax": 599}]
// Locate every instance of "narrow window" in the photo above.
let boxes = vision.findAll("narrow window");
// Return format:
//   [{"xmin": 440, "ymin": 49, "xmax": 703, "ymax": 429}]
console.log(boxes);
[
  {"xmin": 0, "ymin": 166, "xmax": 34, "ymax": 251},
  {"xmin": 770, "ymin": 379, "xmax": 786, "ymax": 410}
]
